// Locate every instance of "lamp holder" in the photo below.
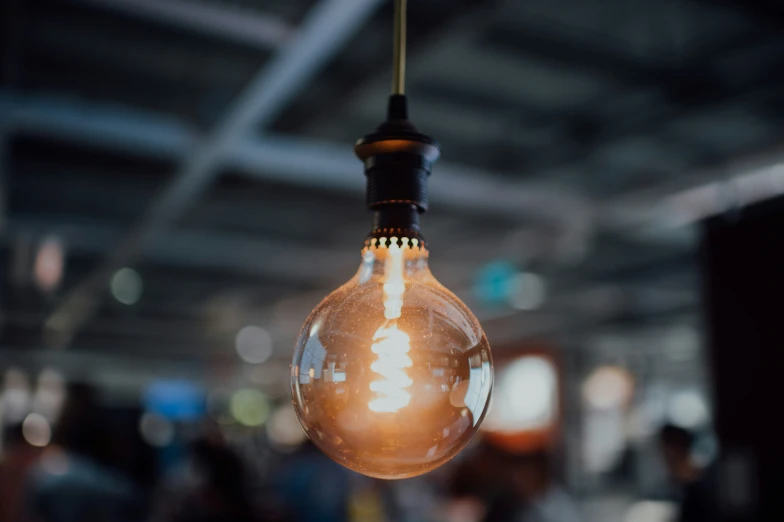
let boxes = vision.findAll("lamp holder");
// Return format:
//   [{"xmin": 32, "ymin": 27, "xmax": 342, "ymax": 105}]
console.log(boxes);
[{"xmin": 355, "ymin": 95, "xmax": 440, "ymax": 241}]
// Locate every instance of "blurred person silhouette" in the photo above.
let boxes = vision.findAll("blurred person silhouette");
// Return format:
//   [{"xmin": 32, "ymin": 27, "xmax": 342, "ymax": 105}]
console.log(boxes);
[
  {"xmin": 443, "ymin": 444, "xmax": 582, "ymax": 522},
  {"xmin": 444, "ymin": 444, "xmax": 514, "ymax": 522},
  {"xmin": 443, "ymin": 444, "xmax": 581, "ymax": 522},
  {"xmin": 659, "ymin": 424, "xmax": 718, "ymax": 522},
  {"xmin": 506, "ymin": 451, "xmax": 582, "ymax": 522},
  {"xmin": 152, "ymin": 432, "xmax": 262, "ymax": 522},
  {"xmin": 0, "ymin": 424, "xmax": 43, "ymax": 522},
  {"xmin": 25, "ymin": 383, "xmax": 140, "ymax": 522}
]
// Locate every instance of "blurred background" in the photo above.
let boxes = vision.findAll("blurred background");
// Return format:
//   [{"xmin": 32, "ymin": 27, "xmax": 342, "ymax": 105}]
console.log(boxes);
[{"xmin": 2, "ymin": 0, "xmax": 784, "ymax": 520}]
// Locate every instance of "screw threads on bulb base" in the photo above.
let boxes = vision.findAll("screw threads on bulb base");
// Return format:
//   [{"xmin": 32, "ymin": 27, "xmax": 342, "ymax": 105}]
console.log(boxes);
[{"xmin": 355, "ymin": 95, "xmax": 440, "ymax": 230}]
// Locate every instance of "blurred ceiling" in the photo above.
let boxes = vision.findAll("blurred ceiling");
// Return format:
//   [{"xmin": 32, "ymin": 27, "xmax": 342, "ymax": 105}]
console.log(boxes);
[{"xmin": 2, "ymin": 0, "xmax": 784, "ymax": 386}]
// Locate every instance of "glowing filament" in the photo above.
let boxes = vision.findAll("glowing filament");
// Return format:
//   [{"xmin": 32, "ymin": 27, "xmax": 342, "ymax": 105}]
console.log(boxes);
[
  {"xmin": 368, "ymin": 238, "xmax": 413, "ymax": 413},
  {"xmin": 369, "ymin": 326, "xmax": 413, "ymax": 412}
]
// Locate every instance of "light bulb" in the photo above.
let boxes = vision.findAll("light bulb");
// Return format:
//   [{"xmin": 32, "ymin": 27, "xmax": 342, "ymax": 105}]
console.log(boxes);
[
  {"xmin": 289, "ymin": 21, "xmax": 494, "ymax": 475},
  {"xmin": 291, "ymin": 236, "xmax": 493, "ymax": 479}
]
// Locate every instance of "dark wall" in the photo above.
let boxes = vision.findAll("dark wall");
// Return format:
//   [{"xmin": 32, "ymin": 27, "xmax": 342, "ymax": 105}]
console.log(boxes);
[{"xmin": 702, "ymin": 196, "xmax": 784, "ymax": 522}]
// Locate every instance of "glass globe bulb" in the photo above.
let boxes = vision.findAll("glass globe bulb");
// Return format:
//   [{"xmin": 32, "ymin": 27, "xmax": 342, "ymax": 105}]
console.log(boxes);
[{"xmin": 292, "ymin": 236, "xmax": 493, "ymax": 479}]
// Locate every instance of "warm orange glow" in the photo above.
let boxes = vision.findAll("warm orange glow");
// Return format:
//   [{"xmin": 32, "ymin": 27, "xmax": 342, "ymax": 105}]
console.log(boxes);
[
  {"xmin": 369, "ymin": 324, "xmax": 412, "ymax": 412},
  {"xmin": 368, "ymin": 238, "xmax": 413, "ymax": 413},
  {"xmin": 291, "ymin": 233, "xmax": 493, "ymax": 479}
]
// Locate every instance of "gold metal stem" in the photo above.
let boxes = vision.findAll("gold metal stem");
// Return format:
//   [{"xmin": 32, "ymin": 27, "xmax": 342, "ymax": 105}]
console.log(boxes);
[{"xmin": 392, "ymin": 0, "xmax": 407, "ymax": 95}]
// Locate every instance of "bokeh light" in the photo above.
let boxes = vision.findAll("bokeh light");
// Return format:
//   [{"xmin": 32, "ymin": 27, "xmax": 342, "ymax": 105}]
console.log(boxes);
[
  {"xmin": 623, "ymin": 501, "xmax": 677, "ymax": 522},
  {"xmin": 509, "ymin": 272, "xmax": 547, "ymax": 311},
  {"xmin": 22, "ymin": 413, "xmax": 52, "ymax": 447},
  {"xmin": 668, "ymin": 390, "xmax": 709, "ymax": 429},
  {"xmin": 235, "ymin": 325, "xmax": 273, "ymax": 364},
  {"xmin": 582, "ymin": 366, "xmax": 634, "ymax": 410},
  {"xmin": 33, "ymin": 236, "xmax": 65, "ymax": 293},
  {"xmin": 139, "ymin": 412, "xmax": 175, "ymax": 447},
  {"xmin": 110, "ymin": 267, "xmax": 143, "ymax": 305},
  {"xmin": 230, "ymin": 389, "xmax": 270, "ymax": 427},
  {"xmin": 144, "ymin": 380, "xmax": 204, "ymax": 421},
  {"xmin": 482, "ymin": 355, "xmax": 557, "ymax": 432},
  {"xmin": 474, "ymin": 261, "xmax": 517, "ymax": 306}
]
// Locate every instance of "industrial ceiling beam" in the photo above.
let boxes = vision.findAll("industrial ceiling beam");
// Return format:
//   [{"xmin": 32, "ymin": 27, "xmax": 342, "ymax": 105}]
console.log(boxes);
[
  {"xmin": 37, "ymin": 0, "xmax": 387, "ymax": 346},
  {"xmin": 601, "ymin": 144, "xmax": 784, "ymax": 232},
  {"xmin": 70, "ymin": 0, "xmax": 293, "ymax": 50},
  {"xmin": 0, "ymin": 92, "xmax": 590, "ymax": 225},
  {"xmin": 4, "ymin": 218, "xmax": 357, "ymax": 285},
  {"xmin": 0, "ymin": 93, "xmax": 194, "ymax": 158},
  {"xmin": 0, "ymin": 348, "xmax": 210, "ymax": 389}
]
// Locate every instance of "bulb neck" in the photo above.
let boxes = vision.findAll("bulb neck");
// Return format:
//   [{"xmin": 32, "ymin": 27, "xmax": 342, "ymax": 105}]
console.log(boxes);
[
  {"xmin": 368, "ymin": 205, "xmax": 422, "ymax": 244},
  {"xmin": 359, "ymin": 236, "xmax": 430, "ymax": 282}
]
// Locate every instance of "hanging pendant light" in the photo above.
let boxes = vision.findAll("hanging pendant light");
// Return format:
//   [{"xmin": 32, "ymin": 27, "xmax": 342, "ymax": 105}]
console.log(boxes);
[{"xmin": 291, "ymin": 0, "xmax": 494, "ymax": 479}]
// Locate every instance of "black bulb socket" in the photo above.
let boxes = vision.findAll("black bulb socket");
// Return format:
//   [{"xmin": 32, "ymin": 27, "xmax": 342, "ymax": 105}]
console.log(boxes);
[{"xmin": 355, "ymin": 95, "xmax": 440, "ymax": 243}]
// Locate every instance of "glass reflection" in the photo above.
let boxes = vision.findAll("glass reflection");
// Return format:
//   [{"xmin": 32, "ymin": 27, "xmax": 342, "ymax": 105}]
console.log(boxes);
[{"xmin": 291, "ymin": 238, "xmax": 493, "ymax": 479}]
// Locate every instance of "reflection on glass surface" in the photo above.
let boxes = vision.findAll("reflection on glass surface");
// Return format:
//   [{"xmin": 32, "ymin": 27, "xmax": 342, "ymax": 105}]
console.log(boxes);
[{"xmin": 291, "ymin": 238, "xmax": 493, "ymax": 479}]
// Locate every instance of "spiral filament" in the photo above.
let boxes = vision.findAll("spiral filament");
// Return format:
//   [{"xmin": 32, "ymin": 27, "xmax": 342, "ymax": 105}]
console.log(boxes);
[
  {"xmin": 369, "ymin": 324, "xmax": 413, "ymax": 412},
  {"xmin": 368, "ymin": 238, "xmax": 414, "ymax": 413}
]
